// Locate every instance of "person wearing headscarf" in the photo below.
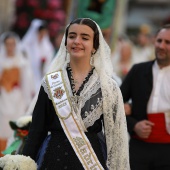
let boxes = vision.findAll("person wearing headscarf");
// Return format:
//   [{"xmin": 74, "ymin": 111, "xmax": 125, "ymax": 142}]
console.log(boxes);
[
  {"xmin": 0, "ymin": 18, "xmax": 130, "ymax": 170},
  {"xmin": 0, "ymin": 32, "xmax": 34, "ymax": 157},
  {"xmin": 21, "ymin": 19, "xmax": 54, "ymax": 92}
]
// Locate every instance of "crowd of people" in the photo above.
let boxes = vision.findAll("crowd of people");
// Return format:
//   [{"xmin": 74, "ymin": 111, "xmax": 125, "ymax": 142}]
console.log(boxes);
[
  {"xmin": 112, "ymin": 25, "xmax": 155, "ymax": 81},
  {"xmin": 0, "ymin": 19, "xmax": 55, "ymax": 157},
  {"xmin": 0, "ymin": 17, "xmax": 170, "ymax": 170},
  {"xmin": 121, "ymin": 24, "xmax": 170, "ymax": 170}
]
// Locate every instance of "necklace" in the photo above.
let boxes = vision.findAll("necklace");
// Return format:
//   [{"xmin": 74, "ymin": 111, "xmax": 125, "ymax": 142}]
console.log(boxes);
[{"xmin": 67, "ymin": 63, "xmax": 94, "ymax": 94}]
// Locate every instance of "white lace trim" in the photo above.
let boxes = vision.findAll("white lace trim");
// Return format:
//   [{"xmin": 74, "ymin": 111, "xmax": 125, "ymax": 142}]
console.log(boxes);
[
  {"xmin": 42, "ymin": 78, "xmax": 51, "ymax": 100},
  {"xmin": 80, "ymin": 70, "xmax": 101, "ymax": 109},
  {"xmin": 83, "ymin": 98, "xmax": 103, "ymax": 128}
]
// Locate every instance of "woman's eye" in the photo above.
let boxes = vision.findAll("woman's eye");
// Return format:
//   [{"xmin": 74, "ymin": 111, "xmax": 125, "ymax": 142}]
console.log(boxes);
[
  {"xmin": 82, "ymin": 37, "xmax": 88, "ymax": 40},
  {"xmin": 68, "ymin": 35, "xmax": 75, "ymax": 39}
]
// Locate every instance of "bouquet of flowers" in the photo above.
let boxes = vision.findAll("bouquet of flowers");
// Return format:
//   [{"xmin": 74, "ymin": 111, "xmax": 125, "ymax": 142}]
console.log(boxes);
[
  {"xmin": 0, "ymin": 154, "xmax": 37, "ymax": 170},
  {"xmin": 3, "ymin": 116, "xmax": 32, "ymax": 155},
  {"xmin": 0, "ymin": 116, "xmax": 37, "ymax": 170}
]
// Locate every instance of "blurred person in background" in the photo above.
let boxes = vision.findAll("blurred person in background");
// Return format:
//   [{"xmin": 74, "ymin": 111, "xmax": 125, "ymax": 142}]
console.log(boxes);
[
  {"xmin": 22, "ymin": 19, "xmax": 54, "ymax": 92},
  {"xmin": 121, "ymin": 24, "xmax": 170, "ymax": 170},
  {"xmin": 112, "ymin": 40, "xmax": 134, "ymax": 81},
  {"xmin": 132, "ymin": 24, "xmax": 155, "ymax": 64},
  {"xmin": 0, "ymin": 32, "xmax": 34, "ymax": 157}
]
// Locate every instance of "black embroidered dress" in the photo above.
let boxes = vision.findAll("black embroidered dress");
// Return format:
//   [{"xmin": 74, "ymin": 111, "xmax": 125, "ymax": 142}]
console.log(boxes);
[{"xmin": 22, "ymin": 66, "xmax": 106, "ymax": 170}]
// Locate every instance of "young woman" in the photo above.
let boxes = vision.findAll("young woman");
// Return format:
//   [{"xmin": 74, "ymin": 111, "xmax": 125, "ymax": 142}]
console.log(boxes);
[
  {"xmin": 21, "ymin": 19, "xmax": 54, "ymax": 92},
  {"xmin": 0, "ymin": 32, "xmax": 34, "ymax": 157},
  {"xmin": 21, "ymin": 18, "xmax": 130, "ymax": 170}
]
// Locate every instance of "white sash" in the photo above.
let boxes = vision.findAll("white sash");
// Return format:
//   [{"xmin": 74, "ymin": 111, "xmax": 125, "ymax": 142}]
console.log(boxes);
[{"xmin": 46, "ymin": 71, "xmax": 104, "ymax": 170}]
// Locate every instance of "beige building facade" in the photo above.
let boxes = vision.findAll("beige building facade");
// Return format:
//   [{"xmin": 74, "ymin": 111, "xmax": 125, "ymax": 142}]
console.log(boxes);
[{"xmin": 0, "ymin": 0, "xmax": 15, "ymax": 34}]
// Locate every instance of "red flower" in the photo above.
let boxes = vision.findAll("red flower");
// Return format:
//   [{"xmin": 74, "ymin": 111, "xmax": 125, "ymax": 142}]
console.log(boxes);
[
  {"xmin": 16, "ymin": 0, "xmax": 24, "ymax": 8},
  {"xmin": 27, "ymin": 0, "xmax": 40, "ymax": 8},
  {"xmin": 34, "ymin": 9, "xmax": 45, "ymax": 18},
  {"xmin": 41, "ymin": 57, "xmax": 46, "ymax": 63},
  {"xmin": 45, "ymin": 10, "xmax": 54, "ymax": 20},
  {"xmin": 15, "ymin": 13, "xmax": 29, "ymax": 29},
  {"xmin": 16, "ymin": 129, "xmax": 29, "ymax": 137},
  {"xmin": 52, "ymin": 10, "xmax": 66, "ymax": 21},
  {"xmin": 48, "ymin": 22, "xmax": 60, "ymax": 31},
  {"xmin": 48, "ymin": 22, "xmax": 60, "ymax": 37},
  {"xmin": 47, "ymin": 0, "xmax": 62, "ymax": 9},
  {"xmin": 34, "ymin": 9, "xmax": 53, "ymax": 20}
]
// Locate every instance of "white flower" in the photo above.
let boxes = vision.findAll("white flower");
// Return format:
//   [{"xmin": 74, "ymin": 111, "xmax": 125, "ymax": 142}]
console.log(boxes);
[
  {"xmin": 16, "ymin": 116, "xmax": 32, "ymax": 128},
  {"xmin": 0, "ymin": 154, "xmax": 37, "ymax": 170}
]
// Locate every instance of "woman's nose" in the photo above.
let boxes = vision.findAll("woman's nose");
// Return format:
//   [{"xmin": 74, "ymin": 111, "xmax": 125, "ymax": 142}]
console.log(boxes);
[{"xmin": 74, "ymin": 37, "xmax": 81, "ymax": 44}]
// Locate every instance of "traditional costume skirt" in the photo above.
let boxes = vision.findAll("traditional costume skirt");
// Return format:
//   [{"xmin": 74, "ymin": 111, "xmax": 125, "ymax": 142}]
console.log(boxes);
[{"xmin": 37, "ymin": 131, "xmax": 106, "ymax": 170}]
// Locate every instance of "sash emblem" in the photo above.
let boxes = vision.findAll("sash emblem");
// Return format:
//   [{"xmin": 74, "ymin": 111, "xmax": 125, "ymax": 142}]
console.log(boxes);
[
  {"xmin": 53, "ymin": 87, "xmax": 65, "ymax": 99},
  {"xmin": 51, "ymin": 74, "xmax": 58, "ymax": 79}
]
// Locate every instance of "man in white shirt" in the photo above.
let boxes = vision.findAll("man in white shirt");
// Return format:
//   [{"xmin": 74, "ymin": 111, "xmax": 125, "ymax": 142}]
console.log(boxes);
[{"xmin": 121, "ymin": 24, "xmax": 170, "ymax": 170}]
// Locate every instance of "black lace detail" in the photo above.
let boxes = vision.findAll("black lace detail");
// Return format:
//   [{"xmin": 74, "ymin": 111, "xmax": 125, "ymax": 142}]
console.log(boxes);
[{"xmin": 66, "ymin": 63, "xmax": 95, "ymax": 96}]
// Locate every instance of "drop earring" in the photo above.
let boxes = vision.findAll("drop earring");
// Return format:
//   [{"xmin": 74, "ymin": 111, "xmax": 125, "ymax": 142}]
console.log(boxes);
[
  {"xmin": 92, "ymin": 50, "xmax": 96, "ymax": 55},
  {"xmin": 90, "ymin": 56, "xmax": 94, "ymax": 65},
  {"xmin": 90, "ymin": 50, "xmax": 96, "ymax": 65}
]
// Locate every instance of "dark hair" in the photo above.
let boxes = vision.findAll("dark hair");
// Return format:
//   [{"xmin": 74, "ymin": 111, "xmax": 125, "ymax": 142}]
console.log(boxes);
[
  {"xmin": 156, "ymin": 24, "xmax": 170, "ymax": 35},
  {"xmin": 65, "ymin": 18, "xmax": 99, "ymax": 51},
  {"xmin": 3, "ymin": 32, "xmax": 19, "ymax": 43},
  {"xmin": 38, "ymin": 21, "xmax": 48, "ymax": 32}
]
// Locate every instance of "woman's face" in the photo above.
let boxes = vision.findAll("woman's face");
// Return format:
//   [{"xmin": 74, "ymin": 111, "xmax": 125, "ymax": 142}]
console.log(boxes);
[
  {"xmin": 38, "ymin": 29, "xmax": 48, "ymax": 41},
  {"xmin": 66, "ymin": 24, "xmax": 95, "ymax": 61},
  {"xmin": 4, "ymin": 37, "xmax": 16, "ymax": 56},
  {"xmin": 120, "ymin": 43, "xmax": 132, "ymax": 61}
]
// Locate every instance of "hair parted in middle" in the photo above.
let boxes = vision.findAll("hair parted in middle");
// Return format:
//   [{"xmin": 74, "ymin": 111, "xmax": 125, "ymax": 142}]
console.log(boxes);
[{"xmin": 65, "ymin": 18, "xmax": 99, "ymax": 51}]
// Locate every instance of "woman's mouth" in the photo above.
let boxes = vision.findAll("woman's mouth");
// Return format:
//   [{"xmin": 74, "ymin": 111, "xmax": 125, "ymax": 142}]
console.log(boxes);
[{"xmin": 72, "ymin": 47, "xmax": 83, "ymax": 52}]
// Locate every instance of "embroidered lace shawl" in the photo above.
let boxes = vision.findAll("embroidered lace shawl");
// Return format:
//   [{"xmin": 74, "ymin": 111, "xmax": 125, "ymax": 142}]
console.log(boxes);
[{"xmin": 42, "ymin": 19, "xmax": 130, "ymax": 170}]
